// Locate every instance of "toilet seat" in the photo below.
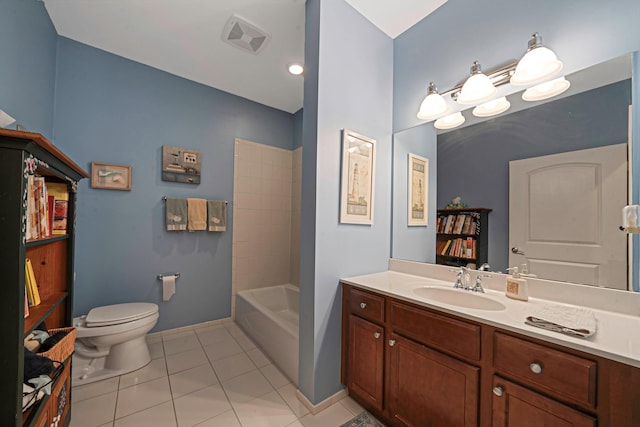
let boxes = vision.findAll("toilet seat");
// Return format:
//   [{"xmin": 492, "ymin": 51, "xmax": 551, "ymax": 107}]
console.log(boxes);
[{"xmin": 85, "ymin": 303, "xmax": 158, "ymax": 327}]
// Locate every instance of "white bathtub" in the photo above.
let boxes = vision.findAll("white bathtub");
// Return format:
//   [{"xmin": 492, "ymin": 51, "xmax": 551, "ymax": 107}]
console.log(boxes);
[{"xmin": 235, "ymin": 284, "xmax": 299, "ymax": 385}]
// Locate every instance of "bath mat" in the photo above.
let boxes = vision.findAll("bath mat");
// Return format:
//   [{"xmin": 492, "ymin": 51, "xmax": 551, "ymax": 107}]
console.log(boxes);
[{"xmin": 340, "ymin": 411, "xmax": 386, "ymax": 427}]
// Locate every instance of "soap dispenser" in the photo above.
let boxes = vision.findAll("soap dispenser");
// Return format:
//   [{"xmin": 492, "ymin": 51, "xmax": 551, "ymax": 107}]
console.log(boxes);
[{"xmin": 505, "ymin": 266, "xmax": 528, "ymax": 301}]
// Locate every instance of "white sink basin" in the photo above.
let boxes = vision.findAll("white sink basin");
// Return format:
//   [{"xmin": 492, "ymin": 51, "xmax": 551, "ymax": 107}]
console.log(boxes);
[{"xmin": 413, "ymin": 287, "xmax": 506, "ymax": 311}]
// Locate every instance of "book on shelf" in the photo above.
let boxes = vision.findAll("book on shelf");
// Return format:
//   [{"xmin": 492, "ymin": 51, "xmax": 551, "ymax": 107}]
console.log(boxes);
[
  {"xmin": 466, "ymin": 237, "xmax": 473, "ymax": 258},
  {"xmin": 444, "ymin": 215, "xmax": 455, "ymax": 234},
  {"xmin": 462, "ymin": 215, "xmax": 472, "ymax": 234},
  {"xmin": 441, "ymin": 239, "xmax": 452, "ymax": 256},
  {"xmin": 47, "ymin": 182, "xmax": 69, "ymax": 235},
  {"xmin": 453, "ymin": 214, "xmax": 466, "ymax": 234},
  {"xmin": 24, "ymin": 286, "xmax": 29, "ymax": 318},
  {"xmin": 25, "ymin": 258, "xmax": 41, "ymax": 306}
]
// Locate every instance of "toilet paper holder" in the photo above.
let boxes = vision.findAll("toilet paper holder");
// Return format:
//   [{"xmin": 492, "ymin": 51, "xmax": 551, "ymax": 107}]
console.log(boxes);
[{"xmin": 157, "ymin": 273, "xmax": 180, "ymax": 280}]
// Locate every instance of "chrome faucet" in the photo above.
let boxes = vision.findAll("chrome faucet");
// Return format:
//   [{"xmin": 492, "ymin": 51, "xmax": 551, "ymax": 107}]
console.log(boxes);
[
  {"xmin": 471, "ymin": 274, "xmax": 491, "ymax": 293},
  {"xmin": 478, "ymin": 263, "xmax": 491, "ymax": 271},
  {"xmin": 449, "ymin": 267, "xmax": 469, "ymax": 289}
]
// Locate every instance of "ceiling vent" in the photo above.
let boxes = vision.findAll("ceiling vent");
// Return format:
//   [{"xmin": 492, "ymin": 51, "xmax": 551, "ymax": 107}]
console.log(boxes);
[{"xmin": 222, "ymin": 15, "xmax": 271, "ymax": 55}]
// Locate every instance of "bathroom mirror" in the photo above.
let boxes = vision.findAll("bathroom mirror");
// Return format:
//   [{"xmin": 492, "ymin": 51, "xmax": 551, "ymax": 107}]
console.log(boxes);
[{"xmin": 392, "ymin": 53, "xmax": 634, "ymax": 291}]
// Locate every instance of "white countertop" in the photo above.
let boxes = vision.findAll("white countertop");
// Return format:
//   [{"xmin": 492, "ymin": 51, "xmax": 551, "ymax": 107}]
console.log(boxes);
[{"xmin": 341, "ymin": 265, "xmax": 640, "ymax": 368}]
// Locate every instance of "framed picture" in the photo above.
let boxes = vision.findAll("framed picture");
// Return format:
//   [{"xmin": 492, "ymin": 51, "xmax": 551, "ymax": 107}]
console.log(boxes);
[
  {"xmin": 408, "ymin": 153, "xmax": 428, "ymax": 226},
  {"xmin": 90, "ymin": 162, "xmax": 132, "ymax": 191},
  {"xmin": 340, "ymin": 129, "xmax": 376, "ymax": 225},
  {"xmin": 161, "ymin": 145, "xmax": 201, "ymax": 184}
]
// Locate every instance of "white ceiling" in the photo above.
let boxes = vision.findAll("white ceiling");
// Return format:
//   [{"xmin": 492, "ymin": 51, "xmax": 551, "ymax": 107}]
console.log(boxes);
[{"xmin": 44, "ymin": 0, "xmax": 446, "ymax": 114}]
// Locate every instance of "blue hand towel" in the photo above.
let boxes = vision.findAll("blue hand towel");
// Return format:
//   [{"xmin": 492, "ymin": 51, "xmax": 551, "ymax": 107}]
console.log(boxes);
[
  {"xmin": 207, "ymin": 200, "xmax": 227, "ymax": 232},
  {"xmin": 165, "ymin": 198, "xmax": 187, "ymax": 231}
]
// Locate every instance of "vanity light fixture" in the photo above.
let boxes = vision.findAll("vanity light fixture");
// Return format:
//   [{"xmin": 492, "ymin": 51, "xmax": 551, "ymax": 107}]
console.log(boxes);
[
  {"xmin": 522, "ymin": 76, "xmax": 571, "ymax": 101},
  {"xmin": 511, "ymin": 33, "xmax": 563, "ymax": 86},
  {"xmin": 434, "ymin": 112, "xmax": 465, "ymax": 130},
  {"xmin": 417, "ymin": 82, "xmax": 448, "ymax": 120},
  {"xmin": 472, "ymin": 96, "xmax": 511, "ymax": 117},
  {"xmin": 288, "ymin": 63, "xmax": 304, "ymax": 76},
  {"xmin": 456, "ymin": 61, "xmax": 497, "ymax": 105}
]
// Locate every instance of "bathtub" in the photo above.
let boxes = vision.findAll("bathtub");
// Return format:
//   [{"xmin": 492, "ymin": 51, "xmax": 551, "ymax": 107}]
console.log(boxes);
[{"xmin": 235, "ymin": 284, "xmax": 299, "ymax": 385}]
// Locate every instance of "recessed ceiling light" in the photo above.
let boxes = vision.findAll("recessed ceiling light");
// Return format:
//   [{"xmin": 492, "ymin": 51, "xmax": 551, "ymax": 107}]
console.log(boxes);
[{"xmin": 288, "ymin": 63, "xmax": 304, "ymax": 76}]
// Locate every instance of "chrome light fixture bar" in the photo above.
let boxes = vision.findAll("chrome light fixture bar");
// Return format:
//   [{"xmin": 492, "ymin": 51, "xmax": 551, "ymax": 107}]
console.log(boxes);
[{"xmin": 417, "ymin": 33, "xmax": 565, "ymax": 128}]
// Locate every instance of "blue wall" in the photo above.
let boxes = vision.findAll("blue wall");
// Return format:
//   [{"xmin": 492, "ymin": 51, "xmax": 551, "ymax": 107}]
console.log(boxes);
[
  {"xmin": 437, "ymin": 80, "xmax": 631, "ymax": 273},
  {"xmin": 299, "ymin": 0, "xmax": 393, "ymax": 404},
  {"xmin": 392, "ymin": 0, "xmax": 640, "ymax": 274},
  {"xmin": 52, "ymin": 37, "xmax": 296, "ymax": 331},
  {"xmin": 0, "ymin": 0, "xmax": 57, "ymax": 136}
]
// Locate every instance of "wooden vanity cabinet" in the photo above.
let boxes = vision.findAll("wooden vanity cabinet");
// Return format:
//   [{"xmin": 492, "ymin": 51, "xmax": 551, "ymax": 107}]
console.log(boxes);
[
  {"xmin": 341, "ymin": 283, "xmax": 640, "ymax": 427},
  {"xmin": 342, "ymin": 284, "xmax": 481, "ymax": 426}
]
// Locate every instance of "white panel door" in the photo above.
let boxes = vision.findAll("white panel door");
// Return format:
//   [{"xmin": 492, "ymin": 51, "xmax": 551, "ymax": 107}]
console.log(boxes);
[{"xmin": 509, "ymin": 144, "xmax": 628, "ymax": 289}]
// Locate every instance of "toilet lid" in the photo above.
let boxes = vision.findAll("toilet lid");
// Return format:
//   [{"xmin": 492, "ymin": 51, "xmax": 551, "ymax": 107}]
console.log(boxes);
[{"xmin": 85, "ymin": 302, "xmax": 158, "ymax": 327}]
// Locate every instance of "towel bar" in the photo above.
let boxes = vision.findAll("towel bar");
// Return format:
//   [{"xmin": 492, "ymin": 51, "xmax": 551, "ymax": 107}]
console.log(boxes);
[{"xmin": 157, "ymin": 273, "xmax": 180, "ymax": 280}]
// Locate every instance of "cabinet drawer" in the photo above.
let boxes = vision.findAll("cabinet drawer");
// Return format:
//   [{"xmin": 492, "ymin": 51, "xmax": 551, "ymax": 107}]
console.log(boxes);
[
  {"xmin": 348, "ymin": 287, "xmax": 385, "ymax": 323},
  {"xmin": 494, "ymin": 332, "xmax": 597, "ymax": 408},
  {"xmin": 390, "ymin": 300, "xmax": 480, "ymax": 362}
]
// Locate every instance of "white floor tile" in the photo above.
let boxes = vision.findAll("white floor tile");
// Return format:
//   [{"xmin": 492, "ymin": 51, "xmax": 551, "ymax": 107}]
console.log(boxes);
[
  {"xmin": 69, "ymin": 321, "xmax": 329, "ymax": 427},
  {"xmin": 222, "ymin": 369, "xmax": 275, "ymax": 404},
  {"xmin": 163, "ymin": 332, "xmax": 202, "ymax": 356},
  {"xmin": 339, "ymin": 396, "xmax": 365, "ymax": 416},
  {"xmin": 170, "ymin": 363, "xmax": 219, "ymax": 399},
  {"xmin": 114, "ymin": 401, "xmax": 177, "ymax": 427},
  {"xmin": 193, "ymin": 409, "xmax": 242, "ymax": 427},
  {"xmin": 69, "ymin": 391, "xmax": 117, "ymax": 427},
  {"xmin": 277, "ymin": 384, "xmax": 309, "ymax": 418},
  {"xmin": 174, "ymin": 384, "xmax": 232, "ymax": 427},
  {"xmin": 260, "ymin": 364, "xmax": 290, "ymax": 389},
  {"xmin": 203, "ymin": 338, "xmax": 244, "ymax": 360},
  {"xmin": 196, "ymin": 326, "xmax": 233, "ymax": 346},
  {"xmin": 72, "ymin": 377, "xmax": 119, "ymax": 403},
  {"xmin": 166, "ymin": 347, "xmax": 209, "ymax": 375},
  {"xmin": 149, "ymin": 341, "xmax": 166, "ymax": 359},
  {"xmin": 246, "ymin": 347, "xmax": 271, "ymax": 368},
  {"xmin": 119, "ymin": 358, "xmax": 168, "ymax": 389},
  {"xmin": 233, "ymin": 333, "xmax": 257, "ymax": 351},
  {"xmin": 211, "ymin": 352, "xmax": 256, "ymax": 382},
  {"xmin": 232, "ymin": 390, "xmax": 298, "ymax": 427},
  {"xmin": 298, "ymin": 402, "xmax": 355, "ymax": 427},
  {"xmin": 115, "ymin": 376, "xmax": 172, "ymax": 419}
]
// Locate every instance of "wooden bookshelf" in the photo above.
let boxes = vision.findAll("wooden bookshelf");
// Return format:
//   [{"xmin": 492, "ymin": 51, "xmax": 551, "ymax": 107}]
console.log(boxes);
[{"xmin": 435, "ymin": 208, "xmax": 491, "ymax": 268}]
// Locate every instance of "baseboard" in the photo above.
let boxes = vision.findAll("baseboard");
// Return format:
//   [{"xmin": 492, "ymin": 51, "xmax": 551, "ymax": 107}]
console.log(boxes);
[
  {"xmin": 147, "ymin": 317, "xmax": 233, "ymax": 340},
  {"xmin": 296, "ymin": 388, "xmax": 347, "ymax": 415}
]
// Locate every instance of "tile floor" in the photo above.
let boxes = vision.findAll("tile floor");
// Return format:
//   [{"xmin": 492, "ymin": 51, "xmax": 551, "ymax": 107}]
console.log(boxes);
[{"xmin": 70, "ymin": 320, "xmax": 369, "ymax": 427}]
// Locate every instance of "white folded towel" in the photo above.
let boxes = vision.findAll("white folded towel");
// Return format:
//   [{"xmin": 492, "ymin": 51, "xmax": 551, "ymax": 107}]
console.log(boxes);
[{"xmin": 525, "ymin": 305, "xmax": 597, "ymax": 338}]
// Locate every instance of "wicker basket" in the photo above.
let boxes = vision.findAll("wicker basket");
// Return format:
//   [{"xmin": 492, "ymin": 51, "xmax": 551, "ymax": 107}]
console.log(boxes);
[{"xmin": 37, "ymin": 327, "xmax": 76, "ymax": 363}]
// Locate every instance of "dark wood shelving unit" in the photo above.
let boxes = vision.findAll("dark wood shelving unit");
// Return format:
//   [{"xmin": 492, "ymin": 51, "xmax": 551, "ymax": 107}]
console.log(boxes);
[
  {"xmin": 0, "ymin": 129, "xmax": 88, "ymax": 427},
  {"xmin": 435, "ymin": 208, "xmax": 491, "ymax": 268}
]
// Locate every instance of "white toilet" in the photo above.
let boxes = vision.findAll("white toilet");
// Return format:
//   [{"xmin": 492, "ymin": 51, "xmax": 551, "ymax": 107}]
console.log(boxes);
[{"xmin": 71, "ymin": 302, "xmax": 159, "ymax": 385}]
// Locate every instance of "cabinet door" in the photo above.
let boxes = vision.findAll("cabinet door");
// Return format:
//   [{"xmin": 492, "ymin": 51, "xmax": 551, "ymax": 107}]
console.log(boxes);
[
  {"xmin": 492, "ymin": 376, "xmax": 595, "ymax": 427},
  {"xmin": 388, "ymin": 333, "xmax": 479, "ymax": 427},
  {"xmin": 347, "ymin": 314, "xmax": 384, "ymax": 411}
]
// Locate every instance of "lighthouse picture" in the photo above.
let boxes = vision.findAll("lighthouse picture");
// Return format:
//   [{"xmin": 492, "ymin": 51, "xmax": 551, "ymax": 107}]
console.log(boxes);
[
  {"xmin": 340, "ymin": 130, "xmax": 376, "ymax": 224},
  {"xmin": 408, "ymin": 153, "xmax": 428, "ymax": 226}
]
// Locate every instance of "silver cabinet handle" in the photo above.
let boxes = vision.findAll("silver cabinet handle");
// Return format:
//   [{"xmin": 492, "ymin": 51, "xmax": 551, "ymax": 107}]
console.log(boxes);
[
  {"xmin": 389, "ymin": 339, "xmax": 396, "ymax": 347},
  {"xmin": 529, "ymin": 363, "xmax": 543, "ymax": 374},
  {"xmin": 511, "ymin": 247, "xmax": 525, "ymax": 255},
  {"xmin": 492, "ymin": 386, "xmax": 504, "ymax": 397},
  {"xmin": 360, "ymin": 302, "xmax": 367, "ymax": 309},
  {"xmin": 374, "ymin": 332, "xmax": 381, "ymax": 339}
]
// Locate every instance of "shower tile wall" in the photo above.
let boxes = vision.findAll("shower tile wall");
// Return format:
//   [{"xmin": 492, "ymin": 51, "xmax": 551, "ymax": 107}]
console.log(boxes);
[{"xmin": 232, "ymin": 139, "xmax": 301, "ymax": 314}]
